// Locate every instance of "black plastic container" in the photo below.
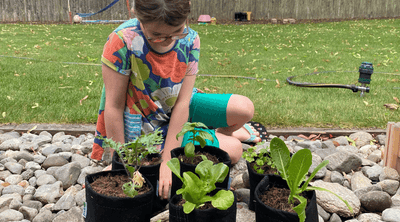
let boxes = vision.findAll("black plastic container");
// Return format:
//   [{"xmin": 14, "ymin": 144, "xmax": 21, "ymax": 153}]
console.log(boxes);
[
  {"xmin": 234, "ymin": 12, "xmax": 248, "ymax": 21},
  {"xmin": 254, "ymin": 175, "xmax": 318, "ymax": 222},
  {"xmin": 111, "ymin": 151, "xmax": 168, "ymax": 213},
  {"xmin": 85, "ymin": 169, "xmax": 154, "ymax": 222},
  {"xmin": 169, "ymin": 188, "xmax": 237, "ymax": 222},
  {"xmin": 170, "ymin": 145, "xmax": 232, "ymax": 198}
]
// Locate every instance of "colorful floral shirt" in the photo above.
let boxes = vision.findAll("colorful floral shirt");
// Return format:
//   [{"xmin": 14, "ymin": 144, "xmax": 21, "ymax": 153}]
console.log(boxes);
[{"xmin": 91, "ymin": 18, "xmax": 200, "ymax": 160}]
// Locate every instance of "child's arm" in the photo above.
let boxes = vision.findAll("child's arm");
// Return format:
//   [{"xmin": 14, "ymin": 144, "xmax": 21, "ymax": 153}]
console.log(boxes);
[
  {"xmin": 158, "ymin": 74, "xmax": 197, "ymax": 199},
  {"xmin": 102, "ymin": 64, "xmax": 130, "ymax": 156}
]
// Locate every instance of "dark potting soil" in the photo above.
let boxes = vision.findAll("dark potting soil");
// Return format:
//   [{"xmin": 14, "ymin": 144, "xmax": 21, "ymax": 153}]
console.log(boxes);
[
  {"xmin": 118, "ymin": 156, "xmax": 162, "ymax": 166},
  {"xmin": 249, "ymin": 162, "xmax": 278, "ymax": 175},
  {"xmin": 90, "ymin": 174, "xmax": 151, "ymax": 198},
  {"xmin": 177, "ymin": 198, "xmax": 214, "ymax": 210},
  {"xmin": 178, "ymin": 151, "xmax": 219, "ymax": 164},
  {"xmin": 259, "ymin": 186, "xmax": 309, "ymax": 214}
]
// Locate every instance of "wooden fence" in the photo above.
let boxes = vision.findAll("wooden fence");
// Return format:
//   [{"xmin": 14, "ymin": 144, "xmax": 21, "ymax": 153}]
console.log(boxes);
[{"xmin": 1, "ymin": 0, "xmax": 400, "ymax": 23}]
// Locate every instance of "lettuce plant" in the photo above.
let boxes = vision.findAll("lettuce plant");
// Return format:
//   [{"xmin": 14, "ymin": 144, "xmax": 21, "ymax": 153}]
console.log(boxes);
[
  {"xmin": 167, "ymin": 157, "xmax": 234, "ymax": 214},
  {"xmin": 176, "ymin": 122, "xmax": 214, "ymax": 163},
  {"xmin": 269, "ymin": 137, "xmax": 353, "ymax": 222},
  {"xmin": 98, "ymin": 128, "xmax": 164, "ymax": 197}
]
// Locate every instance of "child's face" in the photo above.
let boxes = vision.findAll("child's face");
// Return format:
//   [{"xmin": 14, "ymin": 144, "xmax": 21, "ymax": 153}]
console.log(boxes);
[{"xmin": 141, "ymin": 20, "xmax": 187, "ymax": 47}]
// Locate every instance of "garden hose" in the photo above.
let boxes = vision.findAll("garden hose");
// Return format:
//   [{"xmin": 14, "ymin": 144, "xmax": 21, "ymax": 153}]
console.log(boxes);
[
  {"xmin": 287, "ymin": 62, "xmax": 375, "ymax": 97},
  {"xmin": 286, "ymin": 72, "xmax": 370, "ymax": 93}
]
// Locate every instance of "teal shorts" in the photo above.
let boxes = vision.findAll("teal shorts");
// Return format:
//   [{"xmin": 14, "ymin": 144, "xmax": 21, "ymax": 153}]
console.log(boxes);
[{"xmin": 181, "ymin": 92, "xmax": 233, "ymax": 148}]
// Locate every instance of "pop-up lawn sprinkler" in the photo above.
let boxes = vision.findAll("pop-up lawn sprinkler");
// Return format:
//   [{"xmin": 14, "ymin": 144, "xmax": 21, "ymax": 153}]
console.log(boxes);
[{"xmin": 286, "ymin": 62, "xmax": 373, "ymax": 97}]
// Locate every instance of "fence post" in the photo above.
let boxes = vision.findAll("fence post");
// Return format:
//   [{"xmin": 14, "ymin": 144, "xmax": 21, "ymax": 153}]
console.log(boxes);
[{"xmin": 383, "ymin": 122, "xmax": 400, "ymax": 172}]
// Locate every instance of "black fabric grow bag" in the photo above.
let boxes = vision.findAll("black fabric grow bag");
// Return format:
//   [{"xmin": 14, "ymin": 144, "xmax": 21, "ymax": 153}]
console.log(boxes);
[
  {"xmin": 247, "ymin": 152, "xmax": 292, "ymax": 211},
  {"xmin": 170, "ymin": 146, "xmax": 232, "ymax": 198},
  {"xmin": 254, "ymin": 175, "xmax": 318, "ymax": 222},
  {"xmin": 111, "ymin": 151, "xmax": 168, "ymax": 214},
  {"xmin": 169, "ymin": 188, "xmax": 237, "ymax": 222},
  {"xmin": 247, "ymin": 160, "xmax": 268, "ymax": 211},
  {"xmin": 85, "ymin": 169, "xmax": 154, "ymax": 222}
]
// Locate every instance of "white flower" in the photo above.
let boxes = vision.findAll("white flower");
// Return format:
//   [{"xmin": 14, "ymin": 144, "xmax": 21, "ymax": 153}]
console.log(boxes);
[
  {"xmin": 132, "ymin": 36, "xmax": 144, "ymax": 56},
  {"xmin": 151, "ymin": 84, "xmax": 182, "ymax": 113}
]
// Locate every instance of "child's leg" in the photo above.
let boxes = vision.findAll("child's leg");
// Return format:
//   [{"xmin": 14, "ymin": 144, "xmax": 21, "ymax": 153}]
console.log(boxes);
[
  {"xmin": 214, "ymin": 132, "xmax": 243, "ymax": 164},
  {"xmin": 215, "ymin": 94, "xmax": 261, "ymax": 143},
  {"xmin": 187, "ymin": 93, "xmax": 259, "ymax": 164}
]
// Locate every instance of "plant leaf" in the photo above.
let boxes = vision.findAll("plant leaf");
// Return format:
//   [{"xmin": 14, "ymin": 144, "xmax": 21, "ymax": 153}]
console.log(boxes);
[
  {"xmin": 198, "ymin": 131, "xmax": 214, "ymax": 142},
  {"xmin": 167, "ymin": 158, "xmax": 183, "ymax": 181},
  {"xmin": 176, "ymin": 123, "xmax": 195, "ymax": 139},
  {"xmin": 184, "ymin": 143, "xmax": 195, "ymax": 158},
  {"xmin": 195, "ymin": 135, "xmax": 207, "ymax": 148},
  {"xmin": 183, "ymin": 201, "xmax": 196, "ymax": 214},
  {"xmin": 288, "ymin": 149, "xmax": 312, "ymax": 195},
  {"xmin": 210, "ymin": 162, "xmax": 229, "ymax": 184},
  {"xmin": 193, "ymin": 122, "xmax": 209, "ymax": 129},
  {"xmin": 180, "ymin": 172, "xmax": 204, "ymax": 204},
  {"xmin": 125, "ymin": 165, "xmax": 136, "ymax": 174},
  {"xmin": 292, "ymin": 195, "xmax": 307, "ymax": 222},
  {"xmin": 301, "ymin": 160, "xmax": 329, "ymax": 192},
  {"xmin": 270, "ymin": 137, "xmax": 291, "ymax": 181},
  {"xmin": 195, "ymin": 159, "xmax": 213, "ymax": 179},
  {"xmin": 210, "ymin": 190, "xmax": 234, "ymax": 210}
]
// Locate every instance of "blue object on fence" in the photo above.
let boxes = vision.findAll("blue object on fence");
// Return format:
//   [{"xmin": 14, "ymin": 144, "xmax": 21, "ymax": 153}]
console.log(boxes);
[{"xmin": 77, "ymin": 0, "xmax": 120, "ymax": 18}]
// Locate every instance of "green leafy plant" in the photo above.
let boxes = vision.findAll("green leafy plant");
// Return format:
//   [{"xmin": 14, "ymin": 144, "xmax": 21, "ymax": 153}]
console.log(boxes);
[
  {"xmin": 269, "ymin": 137, "xmax": 353, "ymax": 222},
  {"xmin": 167, "ymin": 157, "xmax": 234, "ymax": 214},
  {"xmin": 98, "ymin": 128, "xmax": 164, "ymax": 197},
  {"xmin": 242, "ymin": 146, "xmax": 277, "ymax": 174},
  {"xmin": 176, "ymin": 122, "xmax": 214, "ymax": 162}
]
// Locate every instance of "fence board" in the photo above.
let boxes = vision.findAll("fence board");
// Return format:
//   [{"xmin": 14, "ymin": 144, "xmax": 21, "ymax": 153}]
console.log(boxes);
[{"xmin": 1, "ymin": 0, "xmax": 400, "ymax": 22}]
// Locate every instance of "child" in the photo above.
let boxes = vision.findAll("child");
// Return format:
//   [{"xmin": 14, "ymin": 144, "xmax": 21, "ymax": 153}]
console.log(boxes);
[{"xmin": 91, "ymin": 0, "xmax": 261, "ymax": 200}]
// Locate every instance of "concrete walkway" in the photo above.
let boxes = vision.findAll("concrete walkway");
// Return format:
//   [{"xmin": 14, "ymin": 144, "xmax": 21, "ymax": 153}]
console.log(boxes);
[{"xmin": 0, "ymin": 123, "xmax": 387, "ymax": 137}]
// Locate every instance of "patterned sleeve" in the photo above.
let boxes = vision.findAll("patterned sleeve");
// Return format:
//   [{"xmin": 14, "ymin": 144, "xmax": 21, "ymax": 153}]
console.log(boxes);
[
  {"xmin": 185, "ymin": 34, "xmax": 200, "ymax": 76},
  {"xmin": 101, "ymin": 31, "xmax": 131, "ymax": 76}
]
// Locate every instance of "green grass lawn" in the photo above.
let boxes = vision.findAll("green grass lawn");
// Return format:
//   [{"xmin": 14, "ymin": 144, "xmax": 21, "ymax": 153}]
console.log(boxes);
[{"xmin": 0, "ymin": 19, "xmax": 399, "ymax": 128}]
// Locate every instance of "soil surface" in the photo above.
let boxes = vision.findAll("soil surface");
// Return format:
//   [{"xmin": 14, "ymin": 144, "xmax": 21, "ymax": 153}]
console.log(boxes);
[
  {"xmin": 177, "ymin": 198, "xmax": 214, "ymax": 210},
  {"xmin": 90, "ymin": 174, "xmax": 151, "ymax": 198},
  {"xmin": 118, "ymin": 155, "xmax": 162, "ymax": 166},
  {"xmin": 259, "ymin": 186, "xmax": 309, "ymax": 214},
  {"xmin": 250, "ymin": 161, "xmax": 278, "ymax": 175},
  {"xmin": 178, "ymin": 151, "xmax": 220, "ymax": 165}
]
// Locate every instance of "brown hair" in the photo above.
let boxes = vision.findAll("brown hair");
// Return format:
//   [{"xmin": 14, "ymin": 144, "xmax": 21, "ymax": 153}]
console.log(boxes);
[{"xmin": 132, "ymin": 0, "xmax": 190, "ymax": 26}]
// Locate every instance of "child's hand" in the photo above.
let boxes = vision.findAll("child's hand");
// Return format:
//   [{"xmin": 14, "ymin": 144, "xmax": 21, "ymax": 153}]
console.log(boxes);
[
  {"xmin": 159, "ymin": 162, "xmax": 172, "ymax": 199},
  {"xmin": 197, "ymin": 88, "xmax": 204, "ymax": 93},
  {"xmin": 102, "ymin": 164, "xmax": 112, "ymax": 171}
]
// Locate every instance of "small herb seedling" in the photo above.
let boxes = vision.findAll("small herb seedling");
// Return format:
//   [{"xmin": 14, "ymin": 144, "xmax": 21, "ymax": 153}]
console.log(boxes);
[
  {"xmin": 99, "ymin": 128, "xmax": 164, "ymax": 197},
  {"xmin": 242, "ymin": 146, "xmax": 277, "ymax": 174},
  {"xmin": 176, "ymin": 122, "xmax": 214, "ymax": 163},
  {"xmin": 167, "ymin": 157, "xmax": 234, "ymax": 214},
  {"xmin": 269, "ymin": 137, "xmax": 353, "ymax": 222}
]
